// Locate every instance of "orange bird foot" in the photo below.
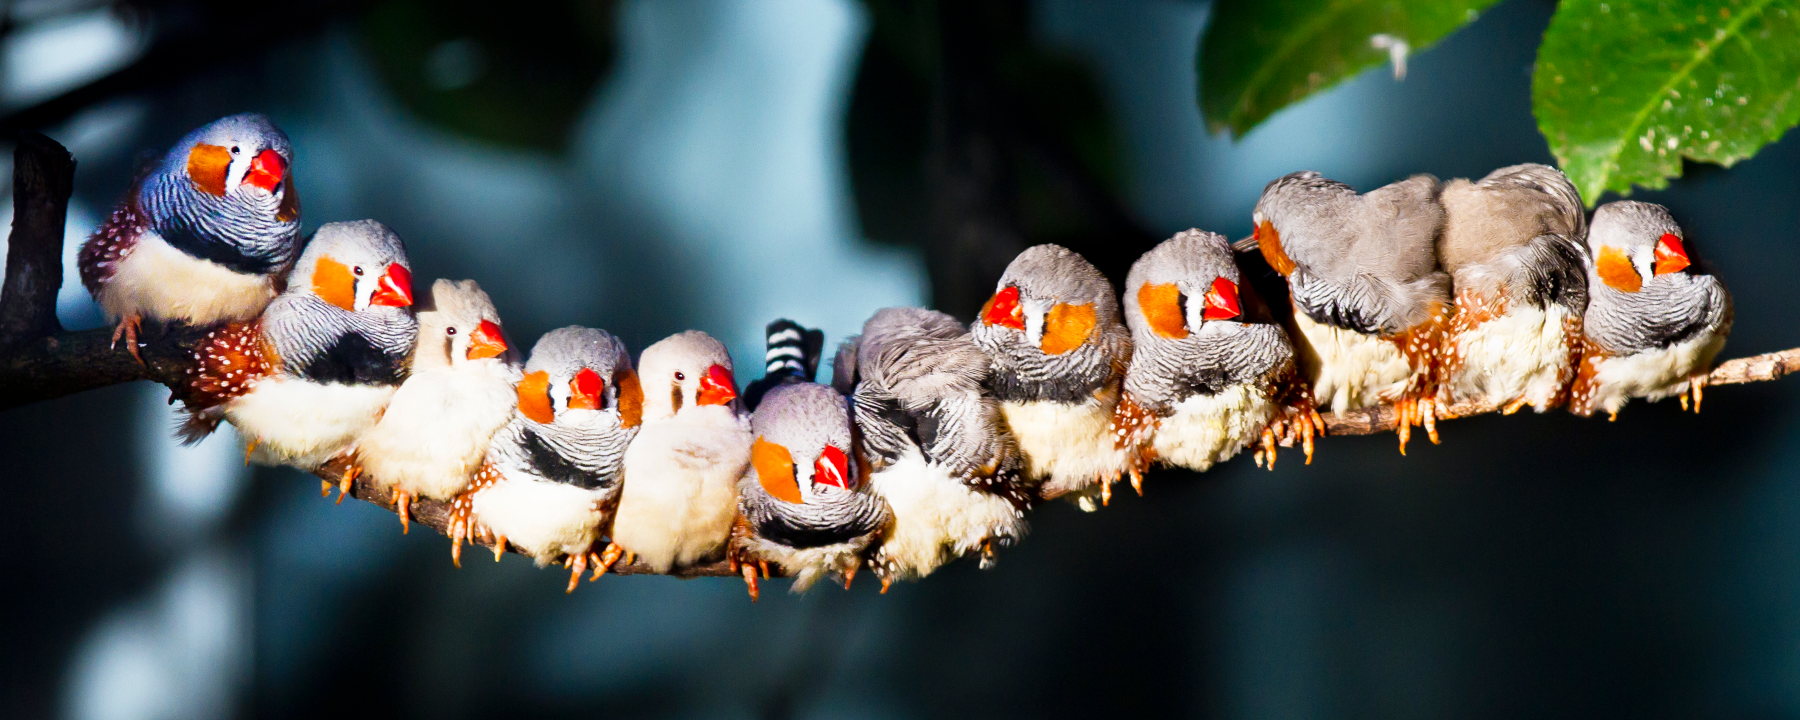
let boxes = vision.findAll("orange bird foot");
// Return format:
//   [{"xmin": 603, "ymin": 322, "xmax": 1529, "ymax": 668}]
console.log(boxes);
[{"xmin": 110, "ymin": 313, "xmax": 144, "ymax": 365}]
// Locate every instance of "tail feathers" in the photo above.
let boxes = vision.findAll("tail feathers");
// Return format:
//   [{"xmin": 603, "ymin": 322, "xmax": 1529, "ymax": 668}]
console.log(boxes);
[
  {"xmin": 176, "ymin": 407, "xmax": 224, "ymax": 446},
  {"xmin": 744, "ymin": 319, "xmax": 826, "ymax": 410}
]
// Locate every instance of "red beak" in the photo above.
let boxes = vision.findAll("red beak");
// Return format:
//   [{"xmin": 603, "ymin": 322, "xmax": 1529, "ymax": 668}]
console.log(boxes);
[
  {"xmin": 567, "ymin": 368, "xmax": 604, "ymax": 410},
  {"xmin": 981, "ymin": 286, "xmax": 1025, "ymax": 329},
  {"xmin": 1654, "ymin": 233, "xmax": 1691, "ymax": 276},
  {"xmin": 1202, "ymin": 277, "xmax": 1241, "ymax": 321},
  {"xmin": 244, "ymin": 149, "xmax": 286, "ymax": 192},
  {"xmin": 813, "ymin": 445, "xmax": 850, "ymax": 490},
  {"xmin": 696, "ymin": 364, "xmax": 737, "ymax": 406},
  {"xmin": 368, "ymin": 263, "xmax": 413, "ymax": 307},
  {"xmin": 466, "ymin": 320, "xmax": 508, "ymax": 360}
]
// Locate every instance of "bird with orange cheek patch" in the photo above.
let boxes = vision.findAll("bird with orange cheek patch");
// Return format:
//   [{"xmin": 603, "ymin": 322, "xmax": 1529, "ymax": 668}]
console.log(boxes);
[
  {"xmin": 729, "ymin": 382, "xmax": 890, "ymax": 601},
  {"xmin": 607, "ymin": 331, "xmax": 754, "ymax": 573},
  {"xmin": 79, "ymin": 113, "xmax": 303, "ymax": 362},
  {"xmin": 1248, "ymin": 171, "xmax": 1450, "ymax": 454},
  {"xmin": 350, "ymin": 279, "xmax": 520, "ymax": 532},
  {"xmin": 1569, "ymin": 201, "xmax": 1731, "ymax": 419},
  {"xmin": 970, "ymin": 244, "xmax": 1133, "ymax": 510},
  {"xmin": 1118, "ymin": 230, "xmax": 1320, "ymax": 480},
  {"xmin": 174, "ymin": 220, "xmax": 416, "ymax": 474},
  {"xmin": 456, "ymin": 327, "xmax": 643, "ymax": 590}
]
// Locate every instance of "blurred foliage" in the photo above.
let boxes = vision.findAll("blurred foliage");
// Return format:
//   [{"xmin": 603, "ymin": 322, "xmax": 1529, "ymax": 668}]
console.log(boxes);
[
  {"xmin": 1198, "ymin": 0, "xmax": 1500, "ymax": 137},
  {"xmin": 1535, "ymin": 0, "xmax": 1800, "ymax": 204},
  {"xmin": 356, "ymin": 0, "xmax": 616, "ymax": 151}
]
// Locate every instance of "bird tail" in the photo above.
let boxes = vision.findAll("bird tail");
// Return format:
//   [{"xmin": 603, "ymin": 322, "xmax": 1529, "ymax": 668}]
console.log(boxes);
[
  {"xmin": 175, "ymin": 407, "xmax": 224, "ymax": 446},
  {"xmin": 743, "ymin": 319, "xmax": 825, "ymax": 410}
]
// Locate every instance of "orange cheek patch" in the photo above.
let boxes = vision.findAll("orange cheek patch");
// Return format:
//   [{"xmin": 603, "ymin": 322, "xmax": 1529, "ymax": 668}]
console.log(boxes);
[
  {"xmin": 516, "ymin": 371, "xmax": 554, "ymax": 424},
  {"xmin": 1596, "ymin": 246, "xmax": 1642, "ymax": 293},
  {"xmin": 752, "ymin": 437, "xmax": 803, "ymax": 504},
  {"xmin": 1137, "ymin": 283, "xmax": 1188, "ymax": 339},
  {"xmin": 616, "ymin": 368, "xmax": 644, "ymax": 428},
  {"xmin": 311, "ymin": 256, "xmax": 357, "ymax": 311},
  {"xmin": 1041, "ymin": 302, "xmax": 1096, "ymax": 355},
  {"xmin": 187, "ymin": 144, "xmax": 232, "ymax": 197},
  {"xmin": 1256, "ymin": 220, "xmax": 1296, "ymax": 276}
]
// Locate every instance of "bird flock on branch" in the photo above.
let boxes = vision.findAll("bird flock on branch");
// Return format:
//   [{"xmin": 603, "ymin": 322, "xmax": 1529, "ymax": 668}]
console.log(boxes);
[{"xmin": 73, "ymin": 114, "xmax": 1733, "ymax": 599}]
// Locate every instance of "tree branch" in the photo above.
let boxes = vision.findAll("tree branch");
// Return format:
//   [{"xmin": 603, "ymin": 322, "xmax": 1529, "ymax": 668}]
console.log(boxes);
[{"xmin": 0, "ymin": 133, "xmax": 73, "ymax": 346}]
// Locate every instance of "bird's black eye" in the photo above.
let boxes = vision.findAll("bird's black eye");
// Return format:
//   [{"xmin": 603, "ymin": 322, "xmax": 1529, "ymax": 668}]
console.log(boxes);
[
  {"xmin": 446, "ymin": 327, "xmax": 457, "ymax": 336},
  {"xmin": 674, "ymin": 371, "xmax": 686, "ymax": 381},
  {"xmin": 230, "ymin": 146, "xmax": 240, "ymax": 155},
  {"xmin": 352, "ymin": 266, "xmax": 365, "ymax": 276}
]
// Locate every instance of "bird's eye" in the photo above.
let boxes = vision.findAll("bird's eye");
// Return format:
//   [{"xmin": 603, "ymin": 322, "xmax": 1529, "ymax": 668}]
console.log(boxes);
[
  {"xmin": 674, "ymin": 371, "xmax": 686, "ymax": 381},
  {"xmin": 446, "ymin": 327, "xmax": 458, "ymax": 336},
  {"xmin": 352, "ymin": 266, "xmax": 364, "ymax": 276},
  {"xmin": 230, "ymin": 146, "xmax": 240, "ymax": 155}
]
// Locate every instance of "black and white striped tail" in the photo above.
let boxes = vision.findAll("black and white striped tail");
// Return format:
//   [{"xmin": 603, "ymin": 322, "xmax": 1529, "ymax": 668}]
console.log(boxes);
[{"xmin": 744, "ymin": 319, "xmax": 825, "ymax": 410}]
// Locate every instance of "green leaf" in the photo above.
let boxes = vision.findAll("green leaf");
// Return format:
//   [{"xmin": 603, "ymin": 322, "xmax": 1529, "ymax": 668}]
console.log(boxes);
[
  {"xmin": 1198, "ymin": 0, "xmax": 1500, "ymax": 137},
  {"xmin": 1535, "ymin": 0, "xmax": 1800, "ymax": 205}
]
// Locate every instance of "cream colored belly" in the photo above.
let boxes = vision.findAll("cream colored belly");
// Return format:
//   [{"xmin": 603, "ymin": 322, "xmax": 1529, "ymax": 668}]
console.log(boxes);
[
  {"xmin": 1291, "ymin": 312, "xmax": 1412, "ymax": 412},
  {"xmin": 358, "ymin": 367, "xmax": 518, "ymax": 500},
  {"xmin": 471, "ymin": 478, "xmax": 604, "ymax": 566},
  {"xmin": 611, "ymin": 414, "xmax": 751, "ymax": 573},
  {"xmin": 1000, "ymin": 396, "xmax": 1127, "ymax": 495},
  {"xmin": 1150, "ymin": 385, "xmax": 1275, "ymax": 472},
  {"xmin": 1588, "ymin": 330, "xmax": 1728, "ymax": 414},
  {"xmin": 99, "ymin": 233, "xmax": 276, "ymax": 325},
  {"xmin": 227, "ymin": 378, "xmax": 395, "ymax": 469},
  {"xmin": 735, "ymin": 532, "xmax": 873, "ymax": 593},
  {"xmin": 868, "ymin": 450, "xmax": 1025, "ymax": 581},
  {"xmin": 1445, "ymin": 303, "xmax": 1573, "ymax": 411}
]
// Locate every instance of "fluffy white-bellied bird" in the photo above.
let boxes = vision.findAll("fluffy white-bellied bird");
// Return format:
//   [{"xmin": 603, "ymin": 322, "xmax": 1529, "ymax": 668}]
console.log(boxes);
[
  {"xmin": 1249, "ymin": 171, "xmax": 1449, "ymax": 452},
  {"xmin": 608, "ymin": 331, "xmax": 753, "ymax": 573},
  {"xmin": 1117, "ymin": 230, "xmax": 1321, "ymax": 476},
  {"xmin": 730, "ymin": 382, "xmax": 890, "ymax": 600},
  {"xmin": 970, "ymin": 244, "xmax": 1133, "ymax": 508},
  {"xmin": 1569, "ymin": 201, "xmax": 1732, "ymax": 418},
  {"xmin": 79, "ymin": 113, "xmax": 302, "ymax": 360},
  {"xmin": 836, "ymin": 307, "xmax": 1031, "ymax": 587},
  {"xmin": 174, "ymin": 220, "xmax": 416, "ymax": 472},
  {"xmin": 462, "ymin": 327, "xmax": 643, "ymax": 590},
  {"xmin": 1437, "ymin": 164, "xmax": 1590, "ymax": 414},
  {"xmin": 351, "ymin": 279, "xmax": 520, "ymax": 531}
]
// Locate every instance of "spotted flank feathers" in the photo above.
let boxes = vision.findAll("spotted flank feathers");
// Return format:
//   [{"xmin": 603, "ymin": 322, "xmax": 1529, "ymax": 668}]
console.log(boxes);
[
  {"xmin": 176, "ymin": 321, "xmax": 276, "ymax": 443},
  {"xmin": 78, "ymin": 198, "xmax": 150, "ymax": 296}
]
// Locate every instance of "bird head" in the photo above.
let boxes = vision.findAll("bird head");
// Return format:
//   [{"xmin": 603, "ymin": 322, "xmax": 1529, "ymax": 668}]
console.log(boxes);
[
  {"xmin": 1248, "ymin": 171, "xmax": 1360, "ymax": 277},
  {"xmin": 415, "ymin": 279, "xmax": 513, "ymax": 370},
  {"xmin": 748, "ymin": 382, "xmax": 858, "ymax": 505},
  {"xmin": 636, "ymin": 330, "xmax": 739, "ymax": 421},
  {"xmin": 1124, "ymin": 229, "xmax": 1245, "ymax": 346},
  {"xmin": 293, "ymin": 220, "xmax": 414, "ymax": 315},
  {"xmin": 515, "ymin": 326, "xmax": 643, "ymax": 429},
  {"xmin": 1589, "ymin": 201, "xmax": 1695, "ymax": 294},
  {"xmin": 974, "ymin": 244, "xmax": 1125, "ymax": 359},
  {"xmin": 166, "ymin": 113, "xmax": 298, "ymax": 220}
]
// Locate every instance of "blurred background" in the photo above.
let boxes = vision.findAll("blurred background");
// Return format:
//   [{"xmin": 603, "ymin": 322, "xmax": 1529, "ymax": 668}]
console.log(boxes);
[{"xmin": 1, "ymin": 0, "xmax": 1798, "ymax": 717}]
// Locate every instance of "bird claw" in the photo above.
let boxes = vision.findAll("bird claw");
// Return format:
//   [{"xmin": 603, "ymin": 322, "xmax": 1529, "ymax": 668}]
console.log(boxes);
[
  {"xmin": 1128, "ymin": 468, "xmax": 1144, "ymax": 496},
  {"xmin": 842, "ymin": 563, "xmax": 857, "ymax": 590},
  {"xmin": 492, "ymin": 535, "xmax": 507, "ymax": 562},
  {"xmin": 110, "ymin": 314, "xmax": 144, "ymax": 365},
  {"xmin": 335, "ymin": 464, "xmax": 360, "ymax": 505},
  {"xmin": 1502, "ymin": 397, "xmax": 1530, "ymax": 415},
  {"xmin": 565, "ymin": 552, "xmax": 588, "ymax": 593},
  {"xmin": 592, "ymin": 543, "xmax": 624, "ymax": 581},
  {"xmin": 392, "ymin": 489, "xmax": 412, "ymax": 534},
  {"xmin": 1690, "ymin": 374, "xmax": 1706, "ymax": 413},
  {"xmin": 740, "ymin": 562, "xmax": 761, "ymax": 602}
]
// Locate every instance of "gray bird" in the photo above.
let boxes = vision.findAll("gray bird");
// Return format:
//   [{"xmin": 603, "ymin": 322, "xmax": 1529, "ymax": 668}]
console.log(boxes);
[
  {"xmin": 1118, "ymin": 230, "xmax": 1322, "ymax": 476},
  {"xmin": 1249, "ymin": 171, "xmax": 1450, "ymax": 452},
  {"xmin": 731, "ymin": 382, "xmax": 890, "ymax": 600},
  {"xmin": 1437, "ymin": 163, "xmax": 1590, "ymax": 414},
  {"xmin": 1569, "ymin": 201, "xmax": 1731, "ymax": 418},
  {"xmin": 461, "ymin": 327, "xmax": 643, "ymax": 591},
  {"xmin": 970, "ymin": 244, "xmax": 1134, "ymax": 508},
  {"xmin": 835, "ymin": 307, "xmax": 1030, "ymax": 587}
]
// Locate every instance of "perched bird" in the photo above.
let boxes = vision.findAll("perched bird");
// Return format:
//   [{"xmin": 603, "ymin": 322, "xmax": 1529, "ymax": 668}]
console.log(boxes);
[
  {"xmin": 461, "ymin": 327, "xmax": 643, "ymax": 590},
  {"xmin": 351, "ymin": 279, "xmax": 519, "ymax": 531},
  {"xmin": 80, "ymin": 113, "xmax": 302, "ymax": 360},
  {"xmin": 1437, "ymin": 164, "xmax": 1589, "ymax": 414},
  {"xmin": 970, "ymin": 244, "xmax": 1133, "ymax": 508},
  {"xmin": 741, "ymin": 319, "xmax": 825, "ymax": 410},
  {"xmin": 1249, "ymin": 171, "xmax": 1450, "ymax": 452},
  {"xmin": 837, "ymin": 307, "xmax": 1030, "ymax": 587},
  {"xmin": 608, "ymin": 331, "xmax": 753, "ymax": 573},
  {"xmin": 1117, "ymin": 230, "xmax": 1321, "ymax": 476},
  {"xmin": 730, "ymin": 382, "xmax": 890, "ymax": 600},
  {"xmin": 1569, "ymin": 201, "xmax": 1731, "ymax": 418},
  {"xmin": 175, "ymin": 220, "xmax": 416, "ymax": 473}
]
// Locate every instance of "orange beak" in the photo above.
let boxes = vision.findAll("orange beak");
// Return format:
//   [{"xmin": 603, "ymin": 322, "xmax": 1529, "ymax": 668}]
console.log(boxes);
[
  {"xmin": 981, "ymin": 286, "xmax": 1025, "ymax": 329},
  {"xmin": 466, "ymin": 319, "xmax": 508, "ymax": 360},
  {"xmin": 244, "ymin": 149, "xmax": 286, "ymax": 192},
  {"xmin": 1202, "ymin": 277, "xmax": 1242, "ymax": 321},
  {"xmin": 568, "ymin": 368, "xmax": 604, "ymax": 411},
  {"xmin": 368, "ymin": 263, "xmax": 413, "ymax": 307},
  {"xmin": 696, "ymin": 364, "xmax": 737, "ymax": 406},
  {"xmin": 1654, "ymin": 233, "xmax": 1691, "ymax": 276}
]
